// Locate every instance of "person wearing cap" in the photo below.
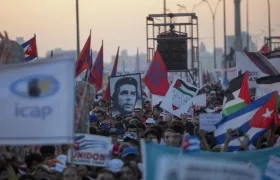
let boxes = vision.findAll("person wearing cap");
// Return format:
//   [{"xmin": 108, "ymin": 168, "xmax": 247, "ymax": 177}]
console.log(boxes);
[
  {"xmin": 145, "ymin": 118, "xmax": 156, "ymax": 127},
  {"xmin": 121, "ymin": 147, "xmax": 139, "ymax": 163},
  {"xmin": 106, "ymin": 159, "xmax": 124, "ymax": 175},
  {"xmin": 89, "ymin": 114, "xmax": 99, "ymax": 128},
  {"xmin": 111, "ymin": 77, "xmax": 140, "ymax": 118},
  {"xmin": 123, "ymin": 132, "xmax": 138, "ymax": 147}
]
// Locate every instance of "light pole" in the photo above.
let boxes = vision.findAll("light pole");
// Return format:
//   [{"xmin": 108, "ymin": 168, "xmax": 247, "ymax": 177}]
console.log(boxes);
[
  {"xmin": 223, "ymin": 0, "xmax": 227, "ymax": 71},
  {"xmin": 246, "ymin": 0, "xmax": 249, "ymax": 50},
  {"xmin": 163, "ymin": 0, "xmax": 167, "ymax": 31},
  {"xmin": 76, "ymin": 0, "xmax": 80, "ymax": 57},
  {"xmin": 177, "ymin": 2, "xmax": 204, "ymax": 13},
  {"xmin": 201, "ymin": 0, "xmax": 222, "ymax": 69},
  {"xmin": 267, "ymin": 0, "xmax": 272, "ymax": 50}
]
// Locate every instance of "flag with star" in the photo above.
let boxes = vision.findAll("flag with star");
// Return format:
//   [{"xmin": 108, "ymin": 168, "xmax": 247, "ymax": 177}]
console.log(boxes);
[
  {"xmin": 21, "ymin": 35, "xmax": 38, "ymax": 61},
  {"xmin": 215, "ymin": 92, "xmax": 277, "ymax": 151},
  {"xmin": 249, "ymin": 91, "xmax": 278, "ymax": 128}
]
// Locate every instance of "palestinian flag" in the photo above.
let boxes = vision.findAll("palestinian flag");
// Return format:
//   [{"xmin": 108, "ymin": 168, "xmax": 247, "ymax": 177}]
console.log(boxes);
[
  {"xmin": 172, "ymin": 79, "xmax": 199, "ymax": 110},
  {"xmin": 256, "ymin": 75, "xmax": 280, "ymax": 105},
  {"xmin": 222, "ymin": 72, "xmax": 251, "ymax": 117}
]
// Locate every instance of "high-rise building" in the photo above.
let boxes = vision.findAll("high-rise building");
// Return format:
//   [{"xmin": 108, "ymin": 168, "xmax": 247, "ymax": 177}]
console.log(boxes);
[{"xmin": 226, "ymin": 31, "xmax": 257, "ymax": 52}]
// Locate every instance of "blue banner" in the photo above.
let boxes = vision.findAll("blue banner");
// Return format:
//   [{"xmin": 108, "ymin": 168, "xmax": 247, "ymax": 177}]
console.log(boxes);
[{"xmin": 142, "ymin": 142, "xmax": 280, "ymax": 180}]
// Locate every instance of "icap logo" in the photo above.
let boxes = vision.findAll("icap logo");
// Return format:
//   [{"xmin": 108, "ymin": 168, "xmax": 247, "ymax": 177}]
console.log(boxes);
[
  {"xmin": 10, "ymin": 75, "xmax": 59, "ymax": 119},
  {"xmin": 10, "ymin": 75, "xmax": 60, "ymax": 98}
]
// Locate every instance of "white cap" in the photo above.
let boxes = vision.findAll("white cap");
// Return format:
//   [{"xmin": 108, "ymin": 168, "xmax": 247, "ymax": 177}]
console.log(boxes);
[
  {"xmin": 107, "ymin": 159, "xmax": 124, "ymax": 173},
  {"xmin": 145, "ymin": 118, "xmax": 156, "ymax": 124}
]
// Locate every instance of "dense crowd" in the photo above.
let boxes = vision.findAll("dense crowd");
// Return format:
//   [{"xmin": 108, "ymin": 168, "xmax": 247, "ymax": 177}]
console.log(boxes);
[
  {"xmin": 1, "ymin": 81, "xmax": 278, "ymax": 180},
  {"xmin": 1, "ymin": 31, "xmax": 280, "ymax": 180}
]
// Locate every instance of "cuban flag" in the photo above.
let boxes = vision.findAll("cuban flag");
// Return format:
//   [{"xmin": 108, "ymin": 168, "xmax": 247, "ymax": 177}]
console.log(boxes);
[
  {"xmin": 181, "ymin": 134, "xmax": 200, "ymax": 153},
  {"xmin": 215, "ymin": 92, "xmax": 277, "ymax": 151},
  {"xmin": 21, "ymin": 36, "xmax": 38, "ymax": 61},
  {"xmin": 73, "ymin": 135, "xmax": 108, "ymax": 150}
]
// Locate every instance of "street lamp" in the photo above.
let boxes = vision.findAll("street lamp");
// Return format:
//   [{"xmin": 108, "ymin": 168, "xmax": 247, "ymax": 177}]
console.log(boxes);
[
  {"xmin": 246, "ymin": 0, "xmax": 250, "ymax": 50},
  {"xmin": 201, "ymin": 0, "xmax": 222, "ymax": 69},
  {"xmin": 75, "ymin": 0, "xmax": 80, "ymax": 57},
  {"xmin": 177, "ymin": 2, "xmax": 204, "ymax": 13},
  {"xmin": 267, "ymin": 0, "xmax": 272, "ymax": 50}
]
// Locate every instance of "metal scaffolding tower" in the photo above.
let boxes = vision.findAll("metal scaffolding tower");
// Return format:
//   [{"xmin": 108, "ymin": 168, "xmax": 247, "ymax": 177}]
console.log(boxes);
[{"xmin": 146, "ymin": 12, "xmax": 200, "ymax": 86}]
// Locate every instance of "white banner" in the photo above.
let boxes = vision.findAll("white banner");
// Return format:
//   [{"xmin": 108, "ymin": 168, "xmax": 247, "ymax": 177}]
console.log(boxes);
[
  {"xmin": 160, "ymin": 78, "xmax": 199, "ymax": 117},
  {"xmin": 68, "ymin": 134, "xmax": 111, "ymax": 167},
  {"xmin": 156, "ymin": 156, "xmax": 260, "ymax": 180},
  {"xmin": 0, "ymin": 58, "xmax": 75, "ymax": 145},
  {"xmin": 199, "ymin": 113, "xmax": 222, "ymax": 132}
]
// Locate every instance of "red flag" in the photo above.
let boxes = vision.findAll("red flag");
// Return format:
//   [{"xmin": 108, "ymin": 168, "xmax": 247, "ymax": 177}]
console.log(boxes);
[
  {"xmin": 103, "ymin": 47, "xmax": 120, "ymax": 101},
  {"xmin": 24, "ymin": 36, "xmax": 37, "ymax": 57},
  {"xmin": 144, "ymin": 50, "xmax": 169, "ymax": 96},
  {"xmin": 238, "ymin": 72, "xmax": 251, "ymax": 104},
  {"xmin": 89, "ymin": 41, "xmax": 103, "ymax": 92},
  {"xmin": 249, "ymin": 91, "xmax": 278, "ymax": 128},
  {"xmin": 76, "ymin": 33, "xmax": 91, "ymax": 77},
  {"xmin": 259, "ymin": 44, "xmax": 269, "ymax": 53}
]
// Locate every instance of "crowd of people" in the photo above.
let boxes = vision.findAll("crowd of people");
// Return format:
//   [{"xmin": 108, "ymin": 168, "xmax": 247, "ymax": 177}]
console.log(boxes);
[
  {"xmin": 1, "ymin": 31, "xmax": 280, "ymax": 180},
  {"xmin": 1, "ymin": 80, "xmax": 278, "ymax": 180}
]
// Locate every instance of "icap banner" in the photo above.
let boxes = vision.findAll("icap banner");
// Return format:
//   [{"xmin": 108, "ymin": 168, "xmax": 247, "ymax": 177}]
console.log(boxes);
[
  {"xmin": 0, "ymin": 57, "xmax": 75, "ymax": 145},
  {"xmin": 141, "ymin": 142, "xmax": 280, "ymax": 180}
]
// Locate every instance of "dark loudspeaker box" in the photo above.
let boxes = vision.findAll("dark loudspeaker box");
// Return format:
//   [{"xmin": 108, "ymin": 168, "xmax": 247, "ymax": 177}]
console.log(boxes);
[{"xmin": 157, "ymin": 31, "xmax": 188, "ymax": 71}]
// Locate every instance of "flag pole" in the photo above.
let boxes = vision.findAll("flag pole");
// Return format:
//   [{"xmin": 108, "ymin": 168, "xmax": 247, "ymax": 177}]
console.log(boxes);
[
  {"xmin": 76, "ymin": 0, "xmax": 80, "ymax": 57},
  {"xmin": 34, "ymin": 33, "xmax": 39, "ymax": 60}
]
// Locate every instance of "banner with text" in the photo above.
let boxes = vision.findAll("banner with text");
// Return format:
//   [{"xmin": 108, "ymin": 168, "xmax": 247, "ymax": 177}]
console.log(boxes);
[{"xmin": 68, "ymin": 134, "xmax": 111, "ymax": 167}]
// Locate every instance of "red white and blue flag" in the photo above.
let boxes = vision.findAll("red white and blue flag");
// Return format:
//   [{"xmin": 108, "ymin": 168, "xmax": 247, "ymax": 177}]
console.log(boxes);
[
  {"xmin": 215, "ymin": 91, "xmax": 278, "ymax": 151},
  {"xmin": 181, "ymin": 134, "xmax": 200, "ymax": 153},
  {"xmin": 21, "ymin": 36, "xmax": 38, "ymax": 61}
]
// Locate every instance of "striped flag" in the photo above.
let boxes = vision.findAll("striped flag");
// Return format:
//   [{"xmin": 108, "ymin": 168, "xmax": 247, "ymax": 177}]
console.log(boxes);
[
  {"xmin": 215, "ymin": 92, "xmax": 277, "ymax": 151},
  {"xmin": 256, "ymin": 75, "xmax": 280, "ymax": 105},
  {"xmin": 181, "ymin": 135, "xmax": 200, "ymax": 152},
  {"xmin": 245, "ymin": 51, "xmax": 279, "ymax": 75},
  {"xmin": 222, "ymin": 72, "xmax": 250, "ymax": 117},
  {"xmin": 172, "ymin": 79, "xmax": 199, "ymax": 110}
]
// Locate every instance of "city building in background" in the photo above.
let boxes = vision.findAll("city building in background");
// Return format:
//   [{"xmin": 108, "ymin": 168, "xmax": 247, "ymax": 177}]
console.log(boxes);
[
  {"xmin": 111, "ymin": 49, "xmax": 148, "ymax": 74},
  {"xmin": 226, "ymin": 31, "xmax": 257, "ymax": 53}
]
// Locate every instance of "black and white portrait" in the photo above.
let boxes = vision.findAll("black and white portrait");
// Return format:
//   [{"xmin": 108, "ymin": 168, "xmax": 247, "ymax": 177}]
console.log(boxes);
[{"xmin": 109, "ymin": 73, "xmax": 142, "ymax": 118}]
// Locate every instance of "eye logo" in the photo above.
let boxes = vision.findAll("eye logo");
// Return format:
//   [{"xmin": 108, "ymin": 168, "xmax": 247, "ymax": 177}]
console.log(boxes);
[{"xmin": 10, "ymin": 75, "xmax": 60, "ymax": 98}]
